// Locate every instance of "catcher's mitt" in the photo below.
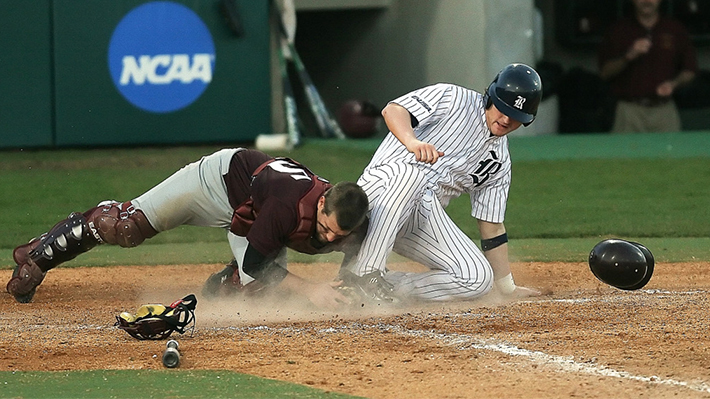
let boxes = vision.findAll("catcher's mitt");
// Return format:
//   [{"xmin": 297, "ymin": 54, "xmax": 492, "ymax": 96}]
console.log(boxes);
[{"xmin": 115, "ymin": 294, "xmax": 197, "ymax": 340}]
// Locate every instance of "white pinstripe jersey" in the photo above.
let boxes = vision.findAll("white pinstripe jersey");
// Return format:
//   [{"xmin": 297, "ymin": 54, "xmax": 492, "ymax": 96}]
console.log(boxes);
[{"xmin": 364, "ymin": 83, "xmax": 511, "ymax": 223}]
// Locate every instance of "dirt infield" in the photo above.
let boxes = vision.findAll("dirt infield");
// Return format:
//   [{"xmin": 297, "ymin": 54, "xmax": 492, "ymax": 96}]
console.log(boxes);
[{"xmin": 2, "ymin": 261, "xmax": 710, "ymax": 399}]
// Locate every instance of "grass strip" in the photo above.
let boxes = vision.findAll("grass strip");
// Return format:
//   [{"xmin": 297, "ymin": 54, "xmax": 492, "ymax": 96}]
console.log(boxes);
[{"xmin": 0, "ymin": 370, "xmax": 361, "ymax": 399}]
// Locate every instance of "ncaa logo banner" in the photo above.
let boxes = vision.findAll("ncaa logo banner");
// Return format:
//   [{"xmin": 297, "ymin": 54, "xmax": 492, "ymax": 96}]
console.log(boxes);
[{"xmin": 108, "ymin": 1, "xmax": 216, "ymax": 113}]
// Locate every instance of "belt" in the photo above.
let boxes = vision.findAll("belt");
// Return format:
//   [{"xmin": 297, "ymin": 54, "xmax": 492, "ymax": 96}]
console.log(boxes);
[{"xmin": 621, "ymin": 97, "xmax": 672, "ymax": 107}]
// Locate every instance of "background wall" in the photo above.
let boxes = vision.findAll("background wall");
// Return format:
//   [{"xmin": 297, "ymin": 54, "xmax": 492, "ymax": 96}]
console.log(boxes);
[
  {"xmin": 0, "ymin": 1, "xmax": 54, "ymax": 147},
  {"xmin": 0, "ymin": 0, "xmax": 271, "ymax": 149},
  {"xmin": 284, "ymin": 0, "xmax": 710, "ymax": 136},
  {"xmin": 2, "ymin": 0, "xmax": 709, "ymax": 149},
  {"xmin": 281, "ymin": 0, "xmax": 539, "ymax": 135},
  {"xmin": 536, "ymin": 0, "xmax": 710, "ymax": 72}
]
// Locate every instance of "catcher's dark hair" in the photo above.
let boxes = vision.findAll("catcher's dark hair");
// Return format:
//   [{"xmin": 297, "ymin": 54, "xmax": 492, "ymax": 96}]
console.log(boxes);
[{"xmin": 323, "ymin": 182, "xmax": 368, "ymax": 231}]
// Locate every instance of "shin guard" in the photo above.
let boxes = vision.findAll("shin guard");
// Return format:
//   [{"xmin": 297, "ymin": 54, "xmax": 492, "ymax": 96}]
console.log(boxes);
[{"xmin": 8, "ymin": 212, "xmax": 98, "ymax": 302}]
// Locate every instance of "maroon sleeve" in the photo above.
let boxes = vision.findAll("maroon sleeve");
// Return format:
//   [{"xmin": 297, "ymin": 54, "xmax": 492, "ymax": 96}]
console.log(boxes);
[
  {"xmin": 242, "ymin": 243, "xmax": 289, "ymax": 285},
  {"xmin": 598, "ymin": 19, "xmax": 635, "ymax": 69},
  {"xmin": 246, "ymin": 197, "xmax": 298, "ymax": 257}
]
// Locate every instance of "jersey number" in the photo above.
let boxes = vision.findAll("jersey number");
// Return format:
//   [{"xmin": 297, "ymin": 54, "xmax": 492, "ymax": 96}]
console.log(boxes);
[{"xmin": 268, "ymin": 159, "xmax": 311, "ymax": 181}]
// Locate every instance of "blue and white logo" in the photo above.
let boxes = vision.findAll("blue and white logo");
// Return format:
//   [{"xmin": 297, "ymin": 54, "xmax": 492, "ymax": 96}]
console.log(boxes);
[{"xmin": 108, "ymin": 1, "xmax": 216, "ymax": 113}]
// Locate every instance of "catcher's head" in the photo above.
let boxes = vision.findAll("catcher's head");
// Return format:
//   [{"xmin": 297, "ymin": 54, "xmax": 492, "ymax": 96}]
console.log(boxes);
[
  {"xmin": 588, "ymin": 239, "xmax": 654, "ymax": 290},
  {"xmin": 317, "ymin": 182, "xmax": 368, "ymax": 242}
]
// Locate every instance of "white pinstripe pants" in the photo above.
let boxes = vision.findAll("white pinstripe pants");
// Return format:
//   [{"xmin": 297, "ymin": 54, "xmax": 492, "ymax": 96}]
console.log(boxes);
[{"xmin": 352, "ymin": 163, "xmax": 494, "ymax": 301}]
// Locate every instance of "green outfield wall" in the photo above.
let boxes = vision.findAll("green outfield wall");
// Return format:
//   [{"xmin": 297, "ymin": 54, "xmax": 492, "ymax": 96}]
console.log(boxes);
[
  {"xmin": 0, "ymin": 0, "xmax": 270, "ymax": 148},
  {"xmin": 0, "ymin": 1, "xmax": 54, "ymax": 147}
]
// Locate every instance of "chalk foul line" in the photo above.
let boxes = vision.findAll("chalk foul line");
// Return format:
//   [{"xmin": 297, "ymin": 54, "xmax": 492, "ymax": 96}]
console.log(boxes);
[{"xmin": 391, "ymin": 326, "xmax": 710, "ymax": 394}]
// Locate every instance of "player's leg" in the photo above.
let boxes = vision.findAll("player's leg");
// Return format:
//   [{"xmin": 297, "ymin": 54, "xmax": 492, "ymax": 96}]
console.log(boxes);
[
  {"xmin": 7, "ymin": 201, "xmax": 157, "ymax": 303},
  {"xmin": 612, "ymin": 101, "xmax": 646, "ymax": 133},
  {"xmin": 131, "ymin": 148, "xmax": 238, "ymax": 231},
  {"xmin": 128, "ymin": 148, "xmax": 242, "ymax": 299},
  {"xmin": 386, "ymin": 190, "xmax": 494, "ymax": 301},
  {"xmin": 349, "ymin": 163, "xmax": 429, "ymax": 276},
  {"xmin": 337, "ymin": 163, "xmax": 427, "ymax": 303},
  {"xmin": 7, "ymin": 148, "xmax": 240, "ymax": 303},
  {"xmin": 650, "ymin": 102, "xmax": 681, "ymax": 132}
]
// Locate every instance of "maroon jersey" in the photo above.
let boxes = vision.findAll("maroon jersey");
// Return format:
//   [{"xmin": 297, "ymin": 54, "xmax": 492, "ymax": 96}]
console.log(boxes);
[
  {"xmin": 598, "ymin": 16, "xmax": 697, "ymax": 99},
  {"xmin": 223, "ymin": 149, "xmax": 334, "ymax": 257}
]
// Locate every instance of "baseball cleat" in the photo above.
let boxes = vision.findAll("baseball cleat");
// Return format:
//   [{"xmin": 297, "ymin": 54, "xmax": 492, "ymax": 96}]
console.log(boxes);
[
  {"xmin": 201, "ymin": 260, "xmax": 267, "ymax": 299},
  {"xmin": 201, "ymin": 260, "xmax": 239, "ymax": 299},
  {"xmin": 6, "ymin": 262, "xmax": 46, "ymax": 304},
  {"xmin": 338, "ymin": 270, "xmax": 400, "ymax": 306}
]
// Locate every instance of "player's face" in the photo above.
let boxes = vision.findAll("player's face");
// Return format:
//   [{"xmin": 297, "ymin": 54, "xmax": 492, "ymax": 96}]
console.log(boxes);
[
  {"xmin": 485, "ymin": 104, "xmax": 522, "ymax": 137},
  {"xmin": 315, "ymin": 198, "xmax": 349, "ymax": 243},
  {"xmin": 633, "ymin": 0, "xmax": 661, "ymax": 16}
]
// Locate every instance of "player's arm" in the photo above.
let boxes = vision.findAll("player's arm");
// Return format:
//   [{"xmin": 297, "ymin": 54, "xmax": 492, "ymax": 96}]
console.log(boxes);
[
  {"xmin": 242, "ymin": 244, "xmax": 350, "ymax": 310},
  {"xmin": 278, "ymin": 273, "xmax": 350, "ymax": 310},
  {"xmin": 599, "ymin": 37, "xmax": 652, "ymax": 81},
  {"xmin": 477, "ymin": 220, "xmax": 541, "ymax": 298},
  {"xmin": 657, "ymin": 70, "xmax": 696, "ymax": 97},
  {"xmin": 382, "ymin": 103, "xmax": 444, "ymax": 164}
]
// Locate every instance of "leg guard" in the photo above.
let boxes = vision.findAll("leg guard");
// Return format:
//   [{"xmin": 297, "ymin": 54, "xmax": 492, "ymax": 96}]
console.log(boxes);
[
  {"xmin": 84, "ymin": 201, "xmax": 158, "ymax": 247},
  {"xmin": 7, "ymin": 212, "xmax": 99, "ymax": 303},
  {"xmin": 7, "ymin": 201, "xmax": 158, "ymax": 303}
]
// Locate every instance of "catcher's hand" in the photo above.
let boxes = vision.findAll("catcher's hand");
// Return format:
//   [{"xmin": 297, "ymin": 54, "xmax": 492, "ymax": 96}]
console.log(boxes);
[{"xmin": 305, "ymin": 280, "xmax": 351, "ymax": 310}]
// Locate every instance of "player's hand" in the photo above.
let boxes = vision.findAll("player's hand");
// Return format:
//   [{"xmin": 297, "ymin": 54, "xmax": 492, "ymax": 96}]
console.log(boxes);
[
  {"xmin": 626, "ymin": 38, "xmax": 652, "ymax": 60},
  {"xmin": 656, "ymin": 81, "xmax": 675, "ymax": 97},
  {"xmin": 508, "ymin": 285, "xmax": 547, "ymax": 299},
  {"xmin": 406, "ymin": 139, "xmax": 445, "ymax": 164},
  {"xmin": 304, "ymin": 280, "xmax": 351, "ymax": 310}
]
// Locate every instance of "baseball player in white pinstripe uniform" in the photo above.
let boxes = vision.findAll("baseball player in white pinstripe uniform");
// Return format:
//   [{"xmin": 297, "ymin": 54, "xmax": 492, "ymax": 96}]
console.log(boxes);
[{"xmin": 341, "ymin": 63, "xmax": 544, "ymax": 302}]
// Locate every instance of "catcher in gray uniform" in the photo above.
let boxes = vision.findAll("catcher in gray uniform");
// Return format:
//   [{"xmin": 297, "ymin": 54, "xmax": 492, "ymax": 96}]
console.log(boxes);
[
  {"xmin": 7, "ymin": 148, "xmax": 369, "ymax": 310},
  {"xmin": 340, "ymin": 63, "xmax": 545, "ymax": 303}
]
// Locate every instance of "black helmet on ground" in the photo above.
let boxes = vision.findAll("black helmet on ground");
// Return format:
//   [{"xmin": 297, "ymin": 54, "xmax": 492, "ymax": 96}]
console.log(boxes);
[{"xmin": 588, "ymin": 239, "xmax": 654, "ymax": 290}]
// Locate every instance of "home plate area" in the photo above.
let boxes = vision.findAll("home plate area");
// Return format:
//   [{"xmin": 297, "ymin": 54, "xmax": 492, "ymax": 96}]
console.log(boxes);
[{"xmin": 1, "ymin": 261, "xmax": 709, "ymax": 399}]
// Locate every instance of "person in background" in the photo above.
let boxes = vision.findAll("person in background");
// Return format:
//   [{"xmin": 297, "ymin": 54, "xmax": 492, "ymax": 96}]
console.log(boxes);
[{"xmin": 598, "ymin": 0, "xmax": 698, "ymax": 133}]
